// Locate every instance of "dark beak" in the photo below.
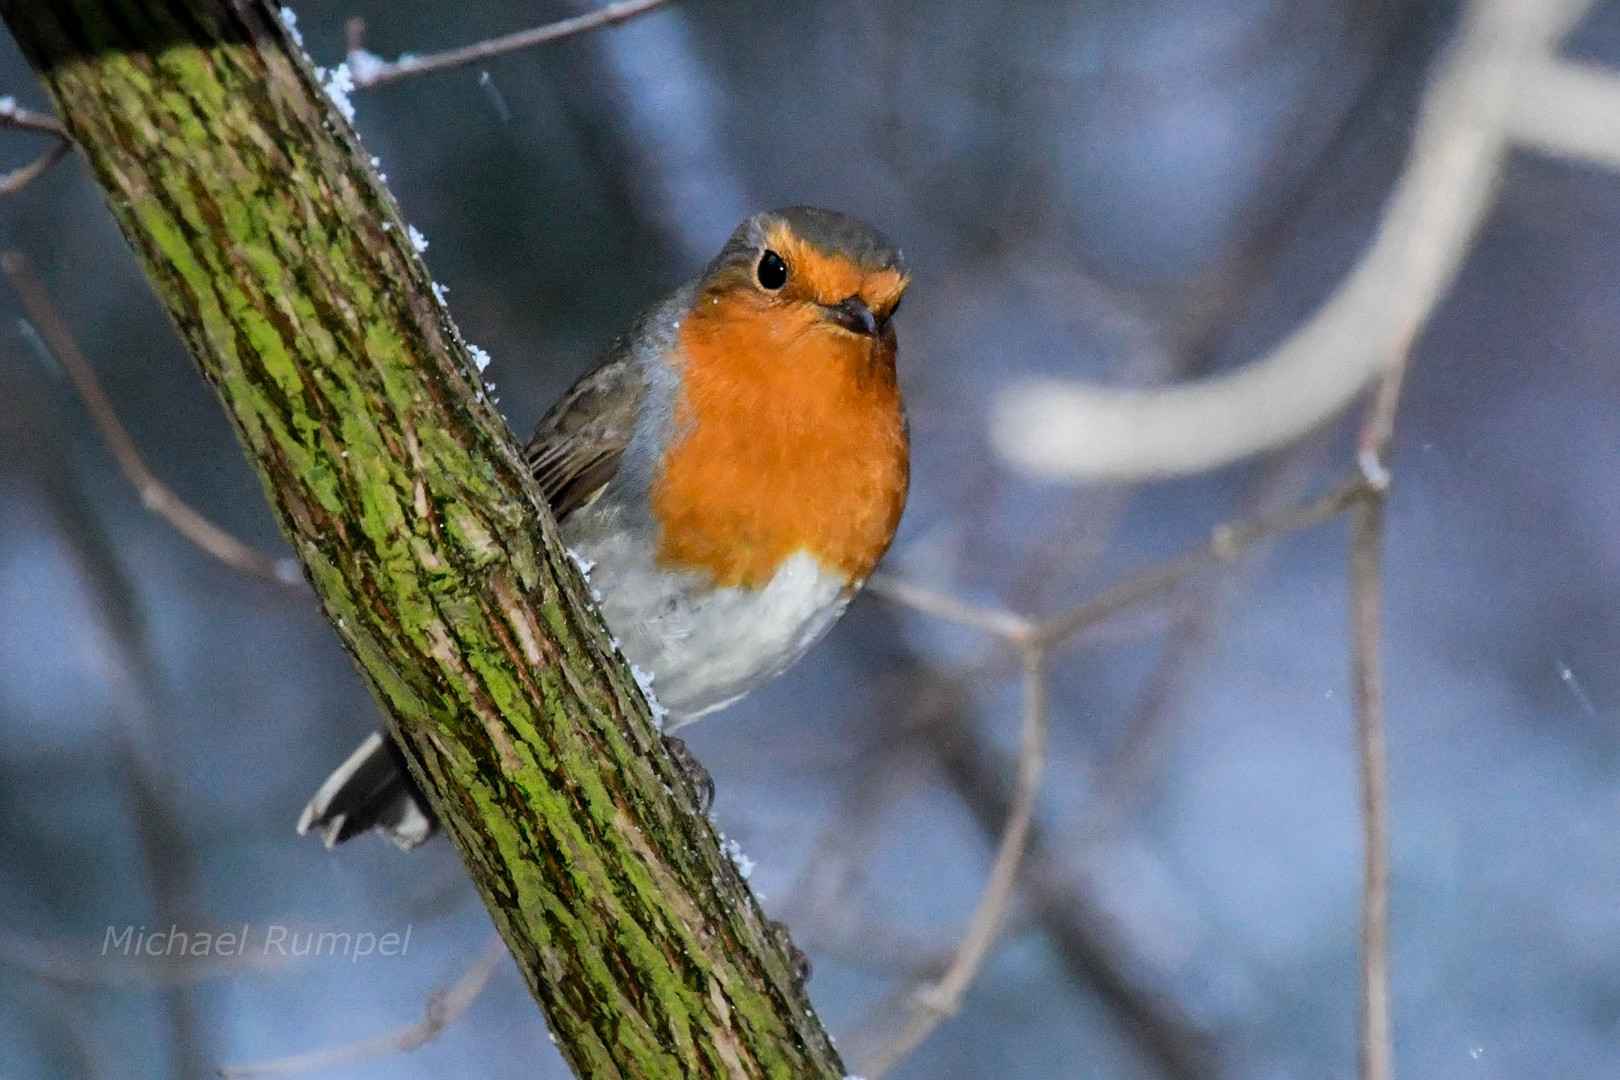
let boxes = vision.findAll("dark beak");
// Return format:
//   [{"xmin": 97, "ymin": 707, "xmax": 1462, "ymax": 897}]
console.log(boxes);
[{"xmin": 826, "ymin": 296, "xmax": 879, "ymax": 336}]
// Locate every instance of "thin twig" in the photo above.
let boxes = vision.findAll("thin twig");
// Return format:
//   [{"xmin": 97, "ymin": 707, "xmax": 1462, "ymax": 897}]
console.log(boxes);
[
  {"xmin": 217, "ymin": 935, "xmax": 508, "ymax": 1078},
  {"xmin": 10, "ymin": 356, "xmax": 213, "ymax": 1080},
  {"xmin": 1034, "ymin": 476, "xmax": 1363, "ymax": 646},
  {"xmin": 0, "ymin": 94, "xmax": 64, "ymax": 135},
  {"xmin": 874, "ymin": 477, "xmax": 1364, "ymax": 660},
  {"xmin": 0, "ymin": 137, "xmax": 70, "ymax": 196},
  {"xmin": 345, "ymin": 0, "xmax": 680, "ymax": 89},
  {"xmin": 857, "ymin": 648, "xmax": 1048, "ymax": 1079},
  {"xmin": 1349, "ymin": 487, "xmax": 1390, "ymax": 1080},
  {"xmin": 865, "ymin": 573, "xmax": 1035, "ymax": 644},
  {"xmin": 858, "ymin": 471, "xmax": 1369, "ymax": 1077},
  {"xmin": 2, "ymin": 252, "xmax": 304, "ymax": 587},
  {"xmin": 1070, "ymin": 443, "xmax": 1329, "ymax": 854},
  {"xmin": 0, "ymin": 96, "xmax": 71, "ymax": 197},
  {"xmin": 1349, "ymin": 357, "xmax": 1406, "ymax": 1080},
  {"xmin": 918, "ymin": 663, "xmax": 1216, "ymax": 1079}
]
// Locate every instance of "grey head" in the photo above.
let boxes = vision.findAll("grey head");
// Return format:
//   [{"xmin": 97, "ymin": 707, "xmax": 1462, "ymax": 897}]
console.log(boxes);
[{"xmin": 702, "ymin": 206, "xmax": 906, "ymax": 282}]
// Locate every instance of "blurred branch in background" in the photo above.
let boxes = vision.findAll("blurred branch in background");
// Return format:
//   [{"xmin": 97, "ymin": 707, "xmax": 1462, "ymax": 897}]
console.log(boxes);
[
  {"xmin": 219, "ymin": 935, "xmax": 507, "ymax": 1079},
  {"xmin": 3, "ymin": 254, "xmax": 305, "ymax": 587},
  {"xmin": 990, "ymin": 0, "xmax": 1600, "ymax": 482},
  {"xmin": 1066, "ymin": 440, "xmax": 1331, "ymax": 858},
  {"xmin": 923, "ymin": 666, "xmax": 1215, "ymax": 1080},
  {"xmin": 856, "ymin": 649, "xmax": 1049, "ymax": 1079}
]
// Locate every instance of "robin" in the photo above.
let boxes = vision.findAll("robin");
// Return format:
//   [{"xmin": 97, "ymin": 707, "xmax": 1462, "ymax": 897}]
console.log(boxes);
[{"xmin": 299, "ymin": 206, "xmax": 910, "ymax": 850}]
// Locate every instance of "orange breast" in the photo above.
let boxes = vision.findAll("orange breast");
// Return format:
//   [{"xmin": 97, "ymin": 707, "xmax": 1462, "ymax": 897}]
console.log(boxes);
[{"xmin": 650, "ymin": 292, "xmax": 909, "ymax": 590}]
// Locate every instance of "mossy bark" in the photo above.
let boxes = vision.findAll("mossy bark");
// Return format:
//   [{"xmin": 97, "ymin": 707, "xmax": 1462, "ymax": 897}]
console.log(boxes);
[{"xmin": 0, "ymin": 3, "xmax": 844, "ymax": 1077}]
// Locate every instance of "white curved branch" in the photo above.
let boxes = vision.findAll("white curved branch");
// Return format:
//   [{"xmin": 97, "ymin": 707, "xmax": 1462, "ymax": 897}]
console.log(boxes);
[
  {"xmin": 1509, "ymin": 59, "xmax": 1620, "ymax": 170},
  {"xmin": 992, "ymin": 0, "xmax": 1597, "ymax": 481}
]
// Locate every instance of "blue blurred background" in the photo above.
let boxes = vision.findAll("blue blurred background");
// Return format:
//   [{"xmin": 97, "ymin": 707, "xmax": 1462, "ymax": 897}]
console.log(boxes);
[{"xmin": 3, "ymin": 1, "xmax": 1620, "ymax": 1077}]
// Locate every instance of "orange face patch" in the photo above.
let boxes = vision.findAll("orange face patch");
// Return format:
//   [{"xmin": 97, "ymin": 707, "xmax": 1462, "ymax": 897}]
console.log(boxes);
[
  {"xmin": 760, "ymin": 221, "xmax": 909, "ymax": 319},
  {"xmin": 649, "ymin": 240, "xmax": 910, "ymax": 589}
]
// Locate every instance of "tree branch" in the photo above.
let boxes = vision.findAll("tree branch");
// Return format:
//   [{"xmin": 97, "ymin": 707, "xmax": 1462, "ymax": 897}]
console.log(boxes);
[
  {"xmin": 0, "ymin": 3, "xmax": 841, "ymax": 1078},
  {"xmin": 344, "ymin": 0, "xmax": 680, "ymax": 89}
]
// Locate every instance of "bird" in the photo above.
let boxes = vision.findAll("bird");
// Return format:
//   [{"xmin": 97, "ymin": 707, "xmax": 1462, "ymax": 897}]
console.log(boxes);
[{"xmin": 299, "ymin": 206, "xmax": 911, "ymax": 851}]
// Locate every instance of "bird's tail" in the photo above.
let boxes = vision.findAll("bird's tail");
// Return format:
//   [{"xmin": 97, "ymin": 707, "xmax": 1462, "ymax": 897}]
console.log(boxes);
[{"xmin": 297, "ymin": 731, "xmax": 437, "ymax": 852}]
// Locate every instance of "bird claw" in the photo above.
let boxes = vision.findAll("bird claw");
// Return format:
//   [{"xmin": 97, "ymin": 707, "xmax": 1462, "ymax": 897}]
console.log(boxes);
[{"xmin": 662, "ymin": 733, "xmax": 714, "ymax": 812}]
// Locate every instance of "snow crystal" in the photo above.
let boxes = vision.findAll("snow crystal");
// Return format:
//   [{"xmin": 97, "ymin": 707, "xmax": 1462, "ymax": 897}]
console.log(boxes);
[
  {"xmin": 321, "ymin": 62, "xmax": 356, "ymax": 124},
  {"xmin": 630, "ymin": 664, "xmax": 669, "ymax": 730},
  {"xmin": 347, "ymin": 49, "xmax": 386, "ymax": 85},
  {"xmin": 566, "ymin": 548, "xmax": 596, "ymax": 576},
  {"xmin": 278, "ymin": 6, "xmax": 304, "ymax": 47},
  {"xmin": 721, "ymin": 836, "xmax": 755, "ymax": 880},
  {"xmin": 407, "ymin": 224, "xmax": 429, "ymax": 253},
  {"xmin": 468, "ymin": 344, "xmax": 492, "ymax": 372},
  {"xmin": 431, "ymin": 281, "xmax": 449, "ymax": 306}
]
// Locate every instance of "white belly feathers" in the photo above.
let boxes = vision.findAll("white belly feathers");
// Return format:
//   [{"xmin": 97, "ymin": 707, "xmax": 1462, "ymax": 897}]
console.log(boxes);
[{"xmin": 563, "ymin": 524, "xmax": 853, "ymax": 727}]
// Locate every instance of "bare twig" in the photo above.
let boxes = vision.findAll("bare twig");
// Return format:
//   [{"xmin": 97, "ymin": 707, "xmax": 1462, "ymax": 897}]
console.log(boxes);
[
  {"xmin": 919, "ymin": 663, "xmax": 1216, "ymax": 1079},
  {"xmin": 1348, "ymin": 357, "xmax": 1406, "ymax": 1080},
  {"xmin": 5, "ymin": 354, "xmax": 214, "ymax": 1080},
  {"xmin": 0, "ymin": 94, "xmax": 64, "ymax": 135},
  {"xmin": 1349, "ymin": 485, "xmax": 1390, "ymax": 1080},
  {"xmin": 877, "ymin": 478, "xmax": 1364, "ymax": 659},
  {"xmin": 1034, "ymin": 476, "xmax": 1363, "ymax": 646},
  {"xmin": 865, "ymin": 574, "xmax": 1034, "ymax": 644},
  {"xmin": 857, "ymin": 649, "xmax": 1049, "ymax": 1079},
  {"xmin": 0, "ymin": 95, "xmax": 71, "ymax": 196},
  {"xmin": 863, "ymin": 469, "xmax": 1365, "ymax": 1077},
  {"xmin": 2, "ymin": 252, "xmax": 304, "ymax": 586},
  {"xmin": 0, "ymin": 137, "xmax": 70, "ymax": 195},
  {"xmin": 344, "ymin": 0, "xmax": 680, "ymax": 89},
  {"xmin": 1071, "ymin": 444, "xmax": 1331, "ymax": 855},
  {"xmin": 217, "ymin": 935, "xmax": 508, "ymax": 1078}
]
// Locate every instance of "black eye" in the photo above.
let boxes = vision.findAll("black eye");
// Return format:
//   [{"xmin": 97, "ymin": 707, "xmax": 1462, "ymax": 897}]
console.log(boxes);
[{"xmin": 757, "ymin": 250, "xmax": 787, "ymax": 290}]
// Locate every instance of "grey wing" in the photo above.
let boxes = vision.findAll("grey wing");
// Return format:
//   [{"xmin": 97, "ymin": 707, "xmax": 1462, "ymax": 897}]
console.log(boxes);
[{"xmin": 523, "ymin": 338, "xmax": 647, "ymax": 522}]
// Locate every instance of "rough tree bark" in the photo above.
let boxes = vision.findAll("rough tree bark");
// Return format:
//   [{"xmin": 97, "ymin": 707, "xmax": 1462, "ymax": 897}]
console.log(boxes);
[{"xmin": 0, "ymin": 3, "xmax": 845, "ymax": 1077}]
